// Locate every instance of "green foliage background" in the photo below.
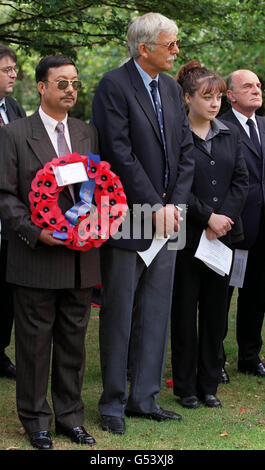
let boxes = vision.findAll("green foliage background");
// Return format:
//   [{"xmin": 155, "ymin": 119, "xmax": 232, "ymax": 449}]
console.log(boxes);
[{"xmin": 1, "ymin": 0, "xmax": 264, "ymax": 120}]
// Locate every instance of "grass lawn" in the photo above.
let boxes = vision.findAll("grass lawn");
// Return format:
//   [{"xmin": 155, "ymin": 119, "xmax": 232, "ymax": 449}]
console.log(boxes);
[{"xmin": 0, "ymin": 290, "xmax": 264, "ymax": 452}]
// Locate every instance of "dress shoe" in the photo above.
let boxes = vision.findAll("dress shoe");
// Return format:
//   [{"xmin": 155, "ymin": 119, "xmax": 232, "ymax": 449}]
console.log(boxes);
[
  {"xmin": 238, "ymin": 362, "xmax": 265, "ymax": 377},
  {"xmin": 125, "ymin": 406, "xmax": 182, "ymax": 421},
  {"xmin": 199, "ymin": 394, "xmax": 222, "ymax": 408},
  {"xmin": 101, "ymin": 415, "xmax": 125, "ymax": 434},
  {"xmin": 218, "ymin": 367, "xmax": 230, "ymax": 384},
  {"xmin": 0, "ymin": 355, "xmax": 16, "ymax": 379},
  {"xmin": 55, "ymin": 424, "xmax": 96, "ymax": 445},
  {"xmin": 180, "ymin": 395, "xmax": 201, "ymax": 409},
  {"xmin": 29, "ymin": 430, "xmax": 53, "ymax": 450}
]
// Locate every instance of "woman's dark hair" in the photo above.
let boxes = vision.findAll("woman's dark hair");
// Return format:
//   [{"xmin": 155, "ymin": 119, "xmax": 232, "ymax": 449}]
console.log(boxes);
[
  {"xmin": 35, "ymin": 54, "xmax": 77, "ymax": 83},
  {"xmin": 177, "ymin": 60, "xmax": 226, "ymax": 96}
]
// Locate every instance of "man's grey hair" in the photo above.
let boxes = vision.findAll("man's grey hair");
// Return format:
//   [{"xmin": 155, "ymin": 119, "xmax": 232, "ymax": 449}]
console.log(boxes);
[{"xmin": 127, "ymin": 12, "xmax": 178, "ymax": 59}]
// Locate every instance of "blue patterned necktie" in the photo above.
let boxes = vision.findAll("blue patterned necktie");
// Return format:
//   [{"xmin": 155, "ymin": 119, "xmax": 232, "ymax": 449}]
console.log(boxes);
[
  {"xmin": 149, "ymin": 80, "xmax": 169, "ymax": 190},
  {"xmin": 246, "ymin": 118, "xmax": 261, "ymax": 156},
  {"xmin": 0, "ymin": 105, "xmax": 6, "ymax": 127}
]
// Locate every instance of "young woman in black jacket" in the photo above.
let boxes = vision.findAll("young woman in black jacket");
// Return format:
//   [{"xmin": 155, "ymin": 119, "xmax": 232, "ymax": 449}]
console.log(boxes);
[{"xmin": 170, "ymin": 61, "xmax": 249, "ymax": 409}]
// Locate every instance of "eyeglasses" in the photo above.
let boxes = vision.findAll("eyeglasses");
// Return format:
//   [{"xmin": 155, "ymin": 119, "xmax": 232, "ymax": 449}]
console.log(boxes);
[
  {"xmin": 45, "ymin": 80, "xmax": 82, "ymax": 90},
  {"xmin": 0, "ymin": 66, "xmax": 18, "ymax": 76},
  {"xmin": 148, "ymin": 39, "xmax": 180, "ymax": 51}
]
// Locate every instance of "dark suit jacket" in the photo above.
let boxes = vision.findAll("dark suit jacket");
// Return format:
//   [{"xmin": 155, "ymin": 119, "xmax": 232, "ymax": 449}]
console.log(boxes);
[
  {"xmin": 92, "ymin": 58, "xmax": 195, "ymax": 251},
  {"xmin": 1, "ymin": 96, "xmax": 26, "ymax": 239},
  {"xmin": 220, "ymin": 109, "xmax": 265, "ymax": 249},
  {"xmin": 0, "ymin": 111, "xmax": 101, "ymax": 289},
  {"xmin": 185, "ymin": 119, "xmax": 249, "ymax": 251},
  {"xmin": 5, "ymin": 95, "xmax": 26, "ymax": 122}
]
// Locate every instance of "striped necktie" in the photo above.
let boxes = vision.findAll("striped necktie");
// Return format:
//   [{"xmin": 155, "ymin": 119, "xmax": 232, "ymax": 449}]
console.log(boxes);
[
  {"xmin": 56, "ymin": 122, "xmax": 75, "ymax": 202},
  {"xmin": 0, "ymin": 105, "xmax": 6, "ymax": 127}
]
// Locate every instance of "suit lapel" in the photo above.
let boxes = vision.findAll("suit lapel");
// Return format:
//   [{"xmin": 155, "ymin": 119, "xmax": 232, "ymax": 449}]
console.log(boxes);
[
  {"xmin": 126, "ymin": 60, "xmax": 162, "ymax": 145},
  {"xmin": 6, "ymin": 100, "xmax": 16, "ymax": 122},
  {"xmin": 68, "ymin": 117, "xmax": 91, "ymax": 155},
  {"xmin": 26, "ymin": 111, "xmax": 75, "ymax": 204},
  {"xmin": 225, "ymin": 109, "xmax": 261, "ymax": 159},
  {"xmin": 27, "ymin": 111, "xmax": 58, "ymax": 166},
  {"xmin": 256, "ymin": 116, "xmax": 265, "ymax": 157}
]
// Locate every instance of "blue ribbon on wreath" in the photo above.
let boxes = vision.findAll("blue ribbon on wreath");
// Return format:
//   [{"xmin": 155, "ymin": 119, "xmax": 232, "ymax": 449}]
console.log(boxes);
[{"xmin": 53, "ymin": 151, "xmax": 101, "ymax": 240}]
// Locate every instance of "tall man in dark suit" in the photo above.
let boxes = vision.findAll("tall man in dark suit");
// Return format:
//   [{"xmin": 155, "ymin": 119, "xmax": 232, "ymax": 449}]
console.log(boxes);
[
  {"xmin": 0, "ymin": 54, "xmax": 101, "ymax": 449},
  {"xmin": 220, "ymin": 69, "xmax": 265, "ymax": 378},
  {"xmin": 92, "ymin": 12, "xmax": 194, "ymax": 435},
  {"xmin": 0, "ymin": 44, "xmax": 26, "ymax": 380}
]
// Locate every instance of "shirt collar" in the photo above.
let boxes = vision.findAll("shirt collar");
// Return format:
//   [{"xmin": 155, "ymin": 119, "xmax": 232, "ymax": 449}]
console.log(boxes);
[
  {"xmin": 190, "ymin": 118, "xmax": 229, "ymax": 142},
  {"xmin": 0, "ymin": 97, "xmax": 6, "ymax": 111},
  {"xmin": 133, "ymin": 59, "xmax": 159, "ymax": 87},
  {"xmin": 232, "ymin": 107, "xmax": 257, "ymax": 127},
  {"xmin": 38, "ymin": 105, "xmax": 68, "ymax": 132}
]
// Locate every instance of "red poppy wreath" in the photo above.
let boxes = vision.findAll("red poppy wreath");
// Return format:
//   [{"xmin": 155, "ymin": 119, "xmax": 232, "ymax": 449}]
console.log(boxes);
[{"xmin": 29, "ymin": 152, "xmax": 128, "ymax": 251}]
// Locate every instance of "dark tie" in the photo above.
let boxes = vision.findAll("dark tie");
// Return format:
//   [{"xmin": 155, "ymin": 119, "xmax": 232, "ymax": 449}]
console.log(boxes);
[
  {"xmin": 0, "ymin": 105, "xmax": 6, "ymax": 127},
  {"xmin": 149, "ymin": 80, "xmax": 169, "ymax": 190},
  {"xmin": 246, "ymin": 118, "xmax": 261, "ymax": 156},
  {"xmin": 56, "ymin": 122, "xmax": 75, "ymax": 202}
]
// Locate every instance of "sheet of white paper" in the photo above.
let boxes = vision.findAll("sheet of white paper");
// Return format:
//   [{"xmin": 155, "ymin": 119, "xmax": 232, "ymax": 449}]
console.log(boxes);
[
  {"xmin": 53, "ymin": 162, "xmax": 88, "ymax": 186},
  {"xmin": 195, "ymin": 230, "xmax": 233, "ymax": 276},
  {"xmin": 137, "ymin": 233, "xmax": 170, "ymax": 267},
  {"xmin": 229, "ymin": 249, "xmax": 248, "ymax": 288}
]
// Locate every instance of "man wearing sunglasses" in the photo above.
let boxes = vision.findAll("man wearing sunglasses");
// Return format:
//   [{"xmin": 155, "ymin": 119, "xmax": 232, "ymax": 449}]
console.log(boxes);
[
  {"xmin": 0, "ymin": 44, "xmax": 26, "ymax": 382},
  {"xmin": 0, "ymin": 54, "xmax": 100, "ymax": 449},
  {"xmin": 92, "ymin": 12, "xmax": 194, "ymax": 435}
]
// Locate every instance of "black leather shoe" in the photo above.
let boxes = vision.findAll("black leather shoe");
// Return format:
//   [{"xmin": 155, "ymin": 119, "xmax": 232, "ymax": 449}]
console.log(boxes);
[
  {"xmin": 218, "ymin": 367, "xmax": 230, "ymax": 384},
  {"xmin": 101, "ymin": 415, "xmax": 125, "ymax": 434},
  {"xmin": 125, "ymin": 406, "xmax": 182, "ymax": 421},
  {"xmin": 55, "ymin": 424, "xmax": 96, "ymax": 445},
  {"xmin": 199, "ymin": 394, "xmax": 222, "ymax": 408},
  {"xmin": 0, "ymin": 356, "xmax": 16, "ymax": 379},
  {"xmin": 180, "ymin": 395, "xmax": 201, "ymax": 409},
  {"xmin": 29, "ymin": 431, "xmax": 52, "ymax": 450},
  {"xmin": 238, "ymin": 362, "xmax": 265, "ymax": 377}
]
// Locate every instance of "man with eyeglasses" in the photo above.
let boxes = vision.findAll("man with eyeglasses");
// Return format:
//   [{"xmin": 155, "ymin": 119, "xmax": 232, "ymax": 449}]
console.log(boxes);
[
  {"xmin": 92, "ymin": 12, "xmax": 194, "ymax": 435},
  {"xmin": 0, "ymin": 44, "xmax": 26, "ymax": 382},
  {"xmin": 0, "ymin": 54, "xmax": 101, "ymax": 449}
]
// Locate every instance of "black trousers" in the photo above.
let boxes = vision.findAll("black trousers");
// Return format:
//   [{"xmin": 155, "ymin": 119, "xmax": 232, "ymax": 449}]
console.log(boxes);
[
  {"xmin": 13, "ymin": 285, "xmax": 92, "ymax": 433},
  {"xmin": 0, "ymin": 240, "xmax": 14, "ymax": 357},
  {"xmin": 171, "ymin": 248, "xmax": 229, "ymax": 397},
  {"xmin": 222, "ymin": 219, "xmax": 265, "ymax": 368}
]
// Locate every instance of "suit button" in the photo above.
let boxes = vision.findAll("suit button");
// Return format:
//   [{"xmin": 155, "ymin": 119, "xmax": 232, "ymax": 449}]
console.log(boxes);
[
  {"xmin": 210, "ymin": 160, "xmax": 215, "ymax": 165},
  {"xmin": 212, "ymin": 179, "xmax": 217, "ymax": 185},
  {"xmin": 213, "ymin": 196, "xmax": 218, "ymax": 202}
]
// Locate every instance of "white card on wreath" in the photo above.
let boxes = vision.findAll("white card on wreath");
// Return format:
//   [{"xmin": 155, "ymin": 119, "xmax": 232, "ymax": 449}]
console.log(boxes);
[{"xmin": 53, "ymin": 162, "xmax": 88, "ymax": 187}]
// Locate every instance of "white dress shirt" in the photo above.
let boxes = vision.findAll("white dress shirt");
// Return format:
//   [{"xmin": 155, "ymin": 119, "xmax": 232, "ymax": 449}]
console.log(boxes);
[
  {"xmin": 38, "ymin": 106, "xmax": 75, "ymax": 202},
  {"xmin": 38, "ymin": 106, "xmax": 72, "ymax": 154}
]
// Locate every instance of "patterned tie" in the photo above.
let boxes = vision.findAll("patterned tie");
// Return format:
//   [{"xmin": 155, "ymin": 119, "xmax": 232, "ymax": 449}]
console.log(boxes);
[
  {"xmin": 246, "ymin": 118, "xmax": 262, "ymax": 156},
  {"xmin": 0, "ymin": 105, "xmax": 6, "ymax": 127},
  {"xmin": 56, "ymin": 122, "xmax": 75, "ymax": 202},
  {"xmin": 149, "ymin": 80, "xmax": 169, "ymax": 190}
]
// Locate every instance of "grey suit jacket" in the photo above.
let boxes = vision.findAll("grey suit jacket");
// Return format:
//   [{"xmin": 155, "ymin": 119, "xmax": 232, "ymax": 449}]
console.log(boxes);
[{"xmin": 0, "ymin": 111, "xmax": 101, "ymax": 289}]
